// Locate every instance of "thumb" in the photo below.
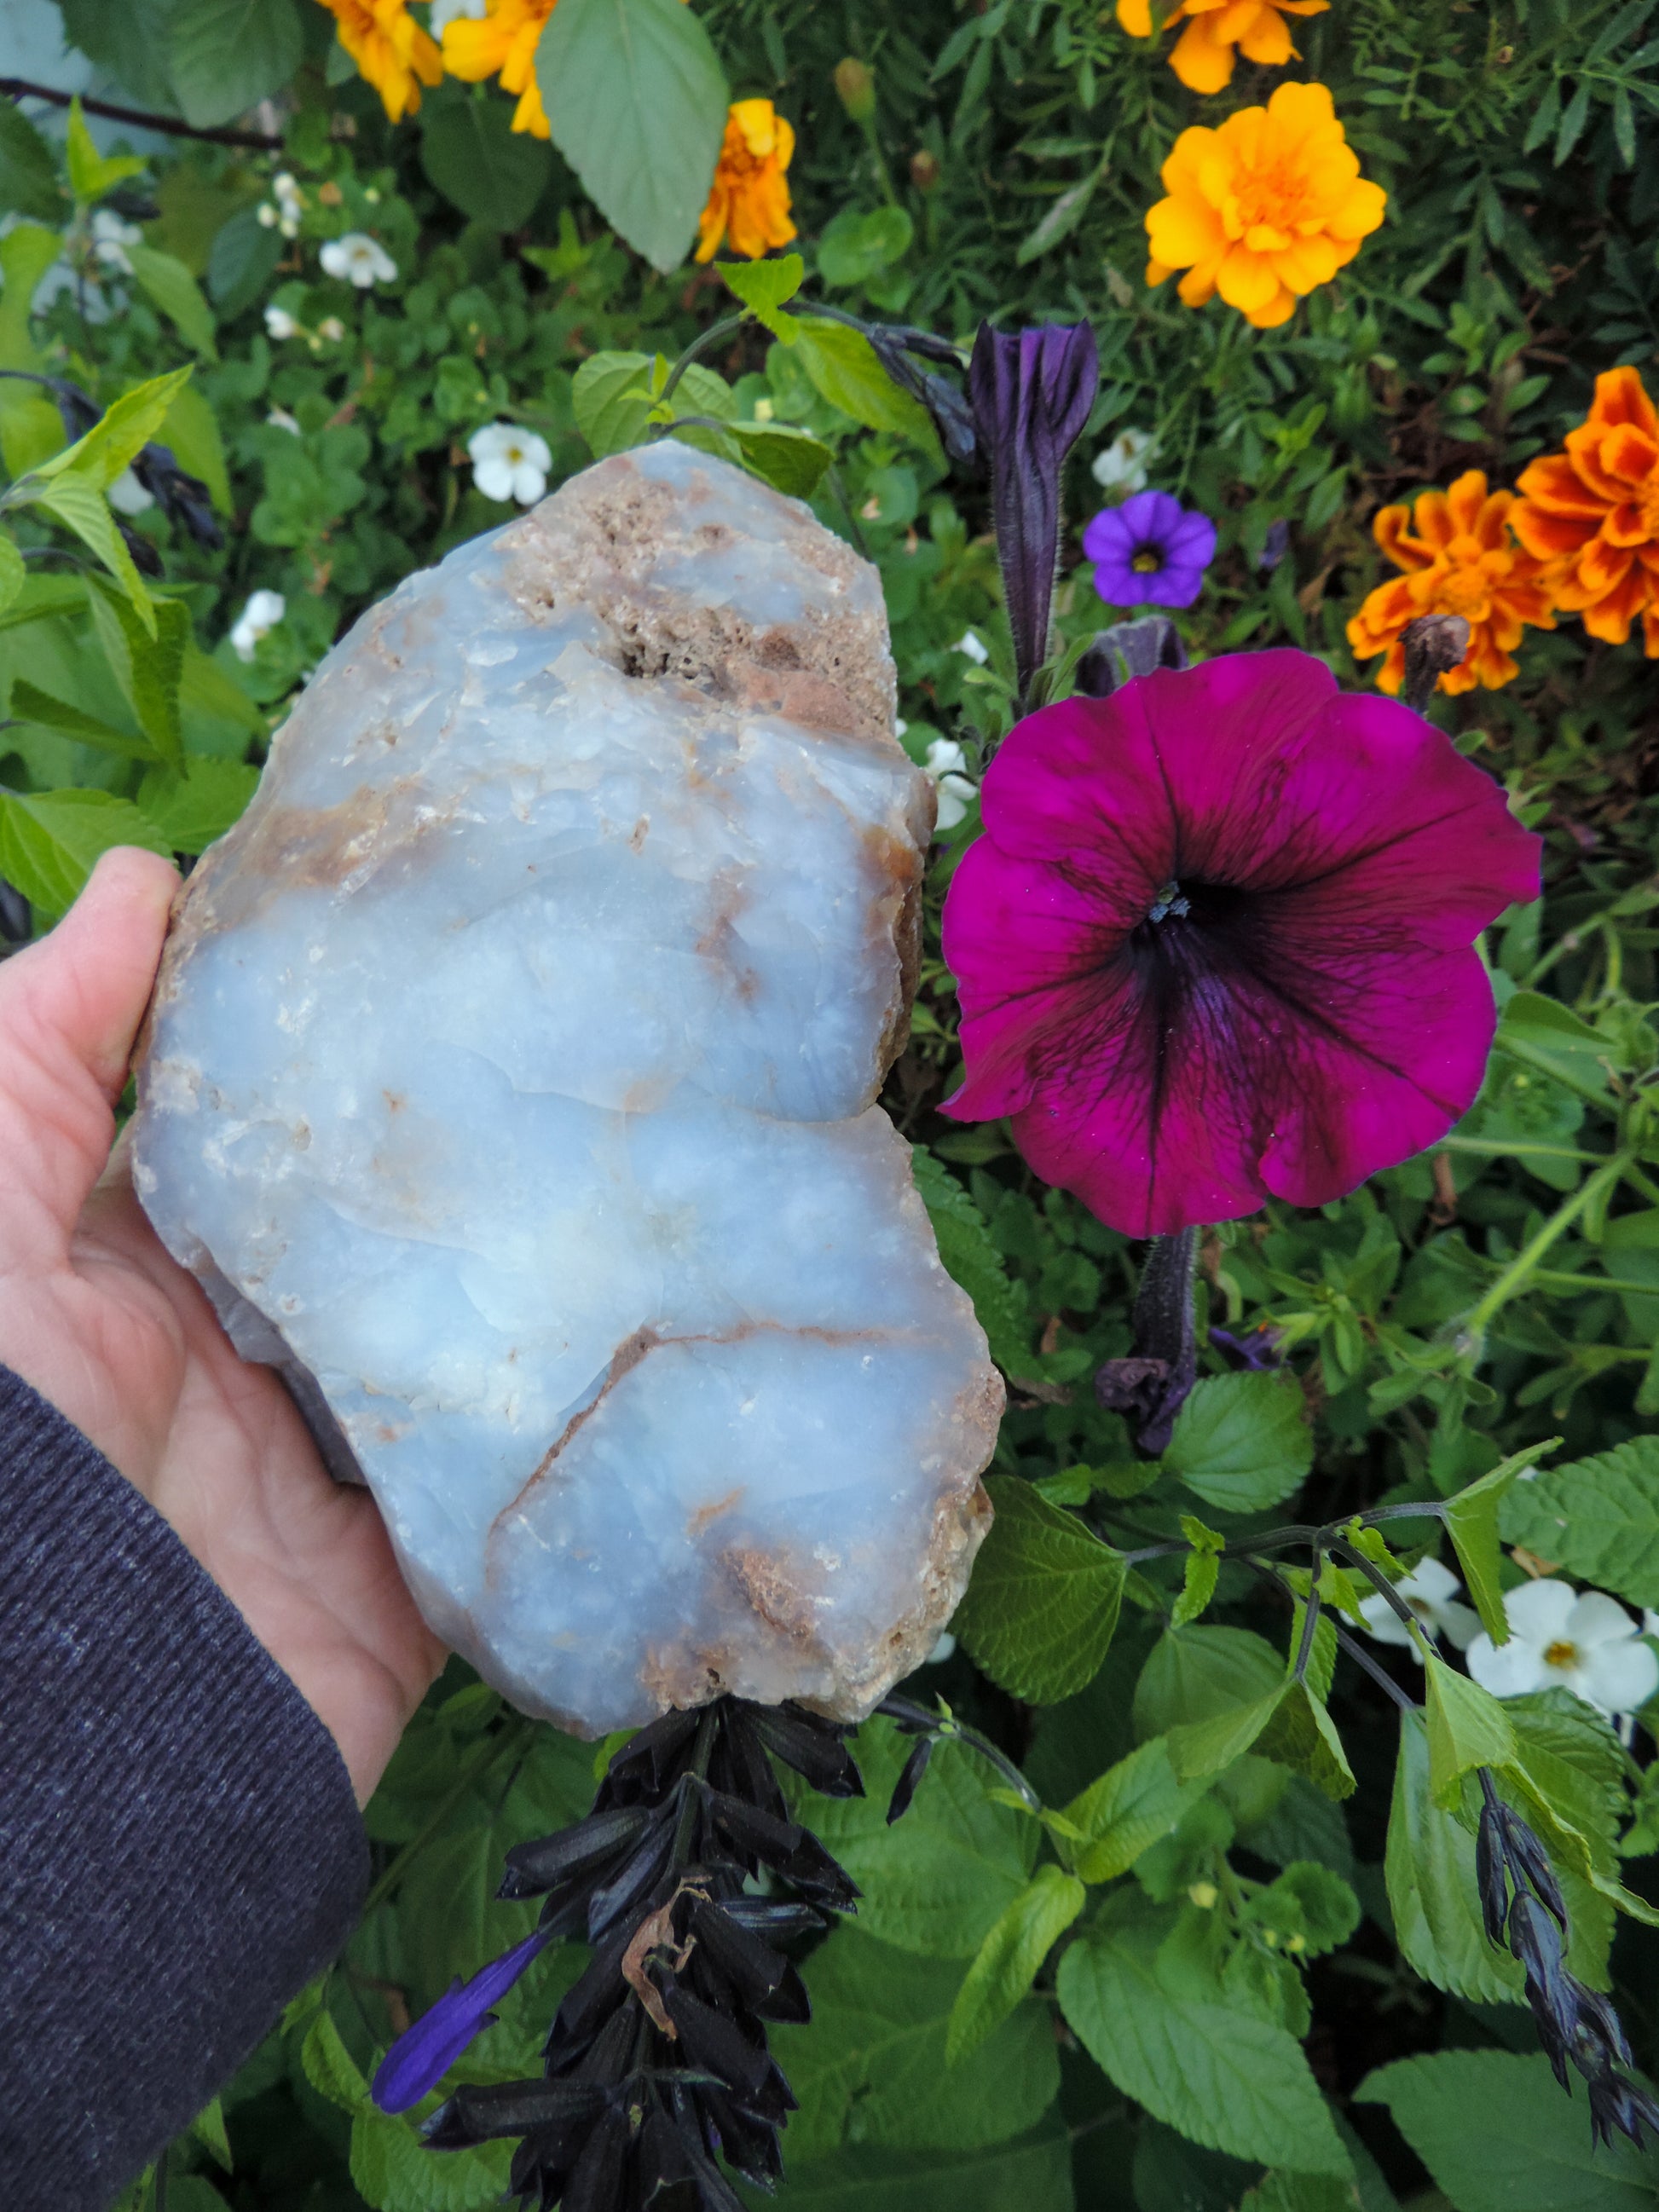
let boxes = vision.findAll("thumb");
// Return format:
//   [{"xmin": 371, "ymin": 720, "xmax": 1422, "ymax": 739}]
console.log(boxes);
[{"xmin": 0, "ymin": 847, "xmax": 180, "ymax": 1257}]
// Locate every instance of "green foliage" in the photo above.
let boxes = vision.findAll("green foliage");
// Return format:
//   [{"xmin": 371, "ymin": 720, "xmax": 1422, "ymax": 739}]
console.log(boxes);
[
  {"xmin": 1165, "ymin": 1375, "xmax": 1314, "ymax": 1515},
  {"xmin": 1502, "ymin": 1439, "xmax": 1659, "ymax": 1606},
  {"xmin": 953, "ymin": 1475, "xmax": 1126, "ymax": 1702}
]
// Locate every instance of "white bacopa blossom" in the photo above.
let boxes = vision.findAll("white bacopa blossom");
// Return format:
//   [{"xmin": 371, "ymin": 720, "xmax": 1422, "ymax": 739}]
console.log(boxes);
[
  {"xmin": 1466, "ymin": 1577, "xmax": 1659, "ymax": 1718},
  {"xmin": 922, "ymin": 736, "xmax": 979, "ymax": 832},
  {"xmin": 107, "ymin": 468, "xmax": 155, "ymax": 517},
  {"xmin": 90, "ymin": 209, "xmax": 142, "ymax": 274},
  {"xmin": 264, "ymin": 304, "xmax": 299, "ymax": 341},
  {"xmin": 229, "ymin": 590, "xmax": 286, "ymax": 662},
  {"xmin": 1356, "ymin": 1556, "xmax": 1479, "ymax": 1660},
  {"xmin": 954, "ymin": 628, "xmax": 990, "ymax": 665},
  {"xmin": 315, "ymin": 316, "xmax": 346, "ymax": 343},
  {"xmin": 469, "ymin": 422, "xmax": 552, "ymax": 506},
  {"xmin": 266, "ymin": 407, "xmax": 303, "ymax": 435},
  {"xmin": 259, "ymin": 172, "xmax": 304, "ymax": 238},
  {"xmin": 1091, "ymin": 426, "xmax": 1156, "ymax": 494},
  {"xmin": 320, "ymin": 233, "xmax": 397, "ymax": 287},
  {"xmin": 429, "ymin": 0, "xmax": 486, "ymax": 30}
]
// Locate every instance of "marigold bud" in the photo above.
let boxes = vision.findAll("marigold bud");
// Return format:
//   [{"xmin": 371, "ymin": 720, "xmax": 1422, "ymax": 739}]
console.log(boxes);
[
  {"xmin": 910, "ymin": 148, "xmax": 940, "ymax": 193},
  {"xmin": 835, "ymin": 57, "xmax": 876, "ymax": 122}
]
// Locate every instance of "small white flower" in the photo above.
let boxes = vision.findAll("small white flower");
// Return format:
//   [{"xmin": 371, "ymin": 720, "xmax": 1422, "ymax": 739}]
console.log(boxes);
[
  {"xmin": 266, "ymin": 407, "xmax": 303, "ymax": 435},
  {"xmin": 107, "ymin": 467, "xmax": 154, "ymax": 517},
  {"xmin": 228, "ymin": 589, "xmax": 286, "ymax": 662},
  {"xmin": 257, "ymin": 201, "xmax": 278, "ymax": 228},
  {"xmin": 264, "ymin": 303, "xmax": 299, "ymax": 340},
  {"xmin": 1356, "ymin": 1556, "xmax": 1479, "ymax": 1660},
  {"xmin": 954, "ymin": 628, "xmax": 990, "ymax": 666},
  {"xmin": 315, "ymin": 315, "xmax": 346, "ymax": 343},
  {"xmin": 429, "ymin": 0, "xmax": 486, "ymax": 30},
  {"xmin": 90, "ymin": 209, "xmax": 142, "ymax": 274},
  {"xmin": 1466, "ymin": 1578, "xmax": 1659, "ymax": 1718},
  {"xmin": 922, "ymin": 736, "xmax": 978, "ymax": 832},
  {"xmin": 273, "ymin": 173, "xmax": 304, "ymax": 222},
  {"xmin": 280, "ymin": 217, "xmax": 300, "ymax": 240},
  {"xmin": 320, "ymin": 232, "xmax": 396, "ymax": 287},
  {"xmin": 1091, "ymin": 425, "xmax": 1156, "ymax": 494},
  {"xmin": 468, "ymin": 421, "xmax": 552, "ymax": 506}
]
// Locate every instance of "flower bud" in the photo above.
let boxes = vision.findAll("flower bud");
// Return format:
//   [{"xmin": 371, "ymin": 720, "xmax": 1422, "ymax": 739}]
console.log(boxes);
[
  {"xmin": 835, "ymin": 57, "xmax": 876, "ymax": 122},
  {"xmin": 910, "ymin": 148, "xmax": 940, "ymax": 193}
]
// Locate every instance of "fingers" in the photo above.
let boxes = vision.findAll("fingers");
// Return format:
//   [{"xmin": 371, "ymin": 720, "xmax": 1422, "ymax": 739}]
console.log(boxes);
[{"xmin": 0, "ymin": 847, "xmax": 180, "ymax": 1261}]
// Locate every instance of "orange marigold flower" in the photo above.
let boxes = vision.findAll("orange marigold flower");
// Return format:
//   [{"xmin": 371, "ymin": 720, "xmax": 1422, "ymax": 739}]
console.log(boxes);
[
  {"xmin": 1118, "ymin": 0, "xmax": 1330, "ymax": 95},
  {"xmin": 442, "ymin": 0, "xmax": 556, "ymax": 138},
  {"xmin": 315, "ymin": 0, "xmax": 442, "ymax": 123},
  {"xmin": 1144, "ymin": 81, "xmax": 1384, "ymax": 330},
  {"xmin": 1511, "ymin": 366, "xmax": 1659, "ymax": 656},
  {"xmin": 695, "ymin": 100, "xmax": 796, "ymax": 263},
  {"xmin": 1346, "ymin": 471, "xmax": 1557, "ymax": 696}
]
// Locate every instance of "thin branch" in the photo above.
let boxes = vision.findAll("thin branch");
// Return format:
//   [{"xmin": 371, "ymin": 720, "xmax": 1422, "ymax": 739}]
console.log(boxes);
[{"xmin": 0, "ymin": 77, "xmax": 283, "ymax": 150}]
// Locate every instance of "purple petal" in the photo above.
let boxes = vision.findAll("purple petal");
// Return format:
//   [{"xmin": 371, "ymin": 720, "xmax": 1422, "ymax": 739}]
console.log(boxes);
[
  {"xmin": 371, "ymin": 1926, "xmax": 551, "ymax": 2113},
  {"xmin": 1138, "ymin": 560, "xmax": 1207, "ymax": 609}
]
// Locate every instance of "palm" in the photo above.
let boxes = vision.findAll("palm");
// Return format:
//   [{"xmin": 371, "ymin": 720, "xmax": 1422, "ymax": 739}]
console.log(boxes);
[{"xmin": 0, "ymin": 852, "xmax": 444, "ymax": 1804}]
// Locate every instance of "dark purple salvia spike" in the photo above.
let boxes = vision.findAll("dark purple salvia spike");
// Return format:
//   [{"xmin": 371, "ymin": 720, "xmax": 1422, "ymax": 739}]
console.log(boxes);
[
  {"xmin": 967, "ymin": 320, "xmax": 1099, "ymax": 705},
  {"xmin": 1095, "ymin": 1226, "xmax": 1200, "ymax": 1454},
  {"xmin": 1073, "ymin": 614, "xmax": 1188, "ymax": 700},
  {"xmin": 373, "ymin": 1924, "xmax": 552, "ymax": 2114}
]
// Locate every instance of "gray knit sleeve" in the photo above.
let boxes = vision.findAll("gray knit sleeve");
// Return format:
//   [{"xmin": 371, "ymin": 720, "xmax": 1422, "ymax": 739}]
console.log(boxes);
[{"xmin": 0, "ymin": 1365, "xmax": 370, "ymax": 2211}]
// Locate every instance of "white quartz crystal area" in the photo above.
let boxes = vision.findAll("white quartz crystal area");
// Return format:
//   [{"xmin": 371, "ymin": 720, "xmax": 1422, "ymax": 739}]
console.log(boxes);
[{"xmin": 133, "ymin": 442, "xmax": 1001, "ymax": 1735}]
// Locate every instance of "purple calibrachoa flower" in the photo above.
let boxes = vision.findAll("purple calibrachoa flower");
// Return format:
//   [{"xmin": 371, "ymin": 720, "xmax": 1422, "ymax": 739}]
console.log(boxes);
[
  {"xmin": 1084, "ymin": 489, "xmax": 1217, "ymax": 610},
  {"xmin": 968, "ymin": 321, "xmax": 1100, "ymax": 702},
  {"xmin": 940, "ymin": 649, "xmax": 1541, "ymax": 1237},
  {"xmin": 371, "ymin": 1924, "xmax": 551, "ymax": 2114}
]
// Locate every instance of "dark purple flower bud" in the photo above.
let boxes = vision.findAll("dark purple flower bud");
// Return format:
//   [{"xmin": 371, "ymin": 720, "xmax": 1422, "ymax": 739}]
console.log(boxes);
[
  {"xmin": 887, "ymin": 1735, "xmax": 934, "ymax": 1824},
  {"xmin": 1499, "ymin": 1802, "xmax": 1567, "ymax": 1930},
  {"xmin": 867, "ymin": 329, "xmax": 978, "ymax": 468},
  {"xmin": 133, "ymin": 441, "xmax": 224, "ymax": 551},
  {"xmin": 371, "ymin": 1925, "xmax": 551, "ymax": 2113},
  {"xmin": 0, "ymin": 881, "xmax": 30, "ymax": 946},
  {"xmin": 1258, "ymin": 518, "xmax": 1292, "ymax": 571},
  {"xmin": 1073, "ymin": 615, "xmax": 1188, "ymax": 700},
  {"xmin": 1095, "ymin": 1227, "xmax": 1199, "ymax": 1453},
  {"xmin": 968, "ymin": 320, "xmax": 1099, "ymax": 703},
  {"xmin": 1475, "ymin": 1793, "xmax": 1510, "ymax": 1949},
  {"xmin": 1208, "ymin": 1325, "xmax": 1285, "ymax": 1372}
]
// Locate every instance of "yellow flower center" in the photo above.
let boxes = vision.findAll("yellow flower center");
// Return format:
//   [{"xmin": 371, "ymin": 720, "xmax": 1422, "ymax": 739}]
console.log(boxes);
[
  {"xmin": 1544, "ymin": 1639, "xmax": 1579, "ymax": 1670},
  {"xmin": 1432, "ymin": 539, "xmax": 1502, "ymax": 622},
  {"xmin": 1132, "ymin": 550, "xmax": 1163, "ymax": 573}
]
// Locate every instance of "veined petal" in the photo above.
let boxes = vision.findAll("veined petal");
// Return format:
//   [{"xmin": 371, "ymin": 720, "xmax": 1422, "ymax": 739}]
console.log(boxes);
[
  {"xmin": 1577, "ymin": 1638, "xmax": 1659, "ymax": 1715},
  {"xmin": 1504, "ymin": 1577, "xmax": 1579, "ymax": 1641}
]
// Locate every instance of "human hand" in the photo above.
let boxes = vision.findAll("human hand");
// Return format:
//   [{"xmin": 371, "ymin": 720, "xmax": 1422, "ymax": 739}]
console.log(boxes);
[{"xmin": 0, "ymin": 848, "xmax": 447, "ymax": 1804}]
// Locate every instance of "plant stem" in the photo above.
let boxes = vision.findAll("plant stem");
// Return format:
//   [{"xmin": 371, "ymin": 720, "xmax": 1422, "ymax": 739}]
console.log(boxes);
[
  {"xmin": 0, "ymin": 75, "xmax": 282, "ymax": 149},
  {"xmin": 657, "ymin": 315, "xmax": 748, "ymax": 409},
  {"xmin": 1463, "ymin": 1155, "xmax": 1627, "ymax": 1335},
  {"xmin": 1435, "ymin": 1135, "xmax": 1608, "ymax": 1164},
  {"xmin": 361, "ymin": 1722, "xmax": 529, "ymax": 1916}
]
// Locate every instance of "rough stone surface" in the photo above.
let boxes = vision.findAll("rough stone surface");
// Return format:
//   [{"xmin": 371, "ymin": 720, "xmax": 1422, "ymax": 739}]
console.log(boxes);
[{"xmin": 133, "ymin": 442, "xmax": 1001, "ymax": 1736}]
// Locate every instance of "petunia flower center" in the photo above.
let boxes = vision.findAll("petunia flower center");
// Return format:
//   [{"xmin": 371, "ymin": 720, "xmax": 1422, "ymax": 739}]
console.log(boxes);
[
  {"xmin": 1147, "ymin": 879, "xmax": 1192, "ymax": 923},
  {"xmin": 1132, "ymin": 546, "xmax": 1165, "ymax": 574},
  {"xmin": 1544, "ymin": 1638, "xmax": 1580, "ymax": 1670}
]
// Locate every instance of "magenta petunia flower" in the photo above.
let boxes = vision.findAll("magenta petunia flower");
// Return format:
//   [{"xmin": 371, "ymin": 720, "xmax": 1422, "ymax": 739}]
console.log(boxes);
[
  {"xmin": 1084, "ymin": 489, "xmax": 1217, "ymax": 610},
  {"xmin": 940, "ymin": 650, "xmax": 1540, "ymax": 1236}
]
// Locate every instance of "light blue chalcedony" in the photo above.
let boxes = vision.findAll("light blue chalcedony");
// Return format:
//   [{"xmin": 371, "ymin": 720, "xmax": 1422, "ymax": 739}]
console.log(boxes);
[{"xmin": 133, "ymin": 442, "xmax": 1000, "ymax": 1736}]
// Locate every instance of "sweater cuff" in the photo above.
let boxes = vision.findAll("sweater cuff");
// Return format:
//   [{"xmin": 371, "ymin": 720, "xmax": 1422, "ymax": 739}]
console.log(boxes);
[{"xmin": 0, "ymin": 1364, "xmax": 369, "ymax": 2211}]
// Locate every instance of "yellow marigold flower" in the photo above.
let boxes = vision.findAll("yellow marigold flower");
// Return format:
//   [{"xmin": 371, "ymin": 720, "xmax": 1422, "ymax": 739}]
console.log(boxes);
[
  {"xmin": 442, "ymin": 0, "xmax": 556, "ymax": 139},
  {"xmin": 1143, "ymin": 80, "xmax": 1384, "ymax": 329},
  {"xmin": 1345, "ymin": 471, "xmax": 1557, "ymax": 696},
  {"xmin": 1511, "ymin": 366, "xmax": 1659, "ymax": 656},
  {"xmin": 695, "ymin": 100, "xmax": 797, "ymax": 263},
  {"xmin": 1118, "ymin": 0, "xmax": 1329, "ymax": 95},
  {"xmin": 315, "ymin": 0, "xmax": 442, "ymax": 123}
]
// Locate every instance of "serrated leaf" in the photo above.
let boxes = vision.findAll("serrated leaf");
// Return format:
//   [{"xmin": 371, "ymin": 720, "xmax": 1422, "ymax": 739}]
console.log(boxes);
[
  {"xmin": 757, "ymin": 2122, "xmax": 1074, "ymax": 2211},
  {"xmin": 1058, "ymin": 1925, "xmax": 1350, "ymax": 2174},
  {"xmin": 945, "ymin": 1865, "xmax": 1084, "ymax": 2065},
  {"xmin": 1444, "ymin": 1441, "xmax": 1558, "ymax": 1645},
  {"xmin": 0, "ymin": 530, "xmax": 23, "ymax": 617},
  {"xmin": 536, "ymin": 0, "xmax": 729, "ymax": 274},
  {"xmin": 790, "ymin": 319, "xmax": 940, "ymax": 449},
  {"xmin": 1500, "ymin": 1438, "xmax": 1659, "ymax": 1608},
  {"xmin": 34, "ymin": 367, "xmax": 195, "ymax": 494},
  {"xmin": 954, "ymin": 1476, "xmax": 1126, "ymax": 1703},
  {"xmin": 1425, "ymin": 1655, "xmax": 1516, "ymax": 1808},
  {"xmin": 301, "ymin": 2010, "xmax": 368, "ymax": 2113},
  {"xmin": 166, "ymin": 0, "xmax": 305, "ymax": 130},
  {"xmin": 1257, "ymin": 1681, "xmax": 1356, "ymax": 1802},
  {"xmin": 350, "ymin": 2105, "xmax": 515, "ymax": 2212},
  {"xmin": 1385, "ymin": 1711, "xmax": 1523, "ymax": 2003},
  {"xmin": 0, "ymin": 788, "xmax": 171, "ymax": 915},
  {"xmin": 910, "ymin": 1148, "xmax": 1036, "ymax": 1379},
  {"xmin": 127, "ymin": 242, "xmax": 217, "ymax": 359},
  {"xmin": 84, "ymin": 577, "xmax": 188, "ymax": 765},
  {"xmin": 65, "ymin": 96, "xmax": 145, "ymax": 203},
  {"xmin": 572, "ymin": 349, "xmax": 735, "ymax": 458},
  {"xmin": 137, "ymin": 758, "xmax": 261, "ymax": 853},
  {"xmin": 1167, "ymin": 1688, "xmax": 1286, "ymax": 1782},
  {"xmin": 1062, "ymin": 1737, "xmax": 1211, "ymax": 1882},
  {"xmin": 421, "ymin": 95, "xmax": 553, "ymax": 231},
  {"xmin": 28, "ymin": 474, "xmax": 154, "ymax": 627},
  {"xmin": 721, "ymin": 251, "xmax": 806, "ymax": 316},
  {"xmin": 731, "ymin": 419, "xmax": 834, "ymax": 499},
  {"xmin": 1165, "ymin": 1375, "xmax": 1313, "ymax": 1514},
  {"xmin": 9, "ymin": 678, "xmax": 155, "ymax": 760},
  {"xmin": 1357, "ymin": 2049, "xmax": 1658, "ymax": 2211},
  {"xmin": 0, "ymin": 97, "xmax": 62, "ymax": 223},
  {"xmin": 188, "ymin": 2095, "xmax": 233, "ymax": 2173}
]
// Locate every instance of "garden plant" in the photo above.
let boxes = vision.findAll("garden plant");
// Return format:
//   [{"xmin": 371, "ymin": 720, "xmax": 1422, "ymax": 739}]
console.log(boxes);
[{"xmin": 8, "ymin": 2, "xmax": 1659, "ymax": 2209}]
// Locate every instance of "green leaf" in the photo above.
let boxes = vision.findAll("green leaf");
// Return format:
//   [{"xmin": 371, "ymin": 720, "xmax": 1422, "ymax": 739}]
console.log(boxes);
[
  {"xmin": 1173, "ymin": 1516, "xmax": 1225, "ymax": 1631},
  {"xmin": 535, "ymin": 0, "xmax": 730, "ymax": 274},
  {"xmin": 421, "ymin": 95, "xmax": 553, "ymax": 231},
  {"xmin": 910, "ymin": 1149, "xmax": 1036, "ymax": 1380},
  {"xmin": 126, "ymin": 243, "xmax": 218, "ymax": 360},
  {"xmin": 1241, "ymin": 2176, "xmax": 1364, "ymax": 2212},
  {"xmin": 137, "ymin": 759, "xmax": 261, "ymax": 853},
  {"xmin": 772, "ymin": 1926, "xmax": 1060, "ymax": 2158},
  {"xmin": 1496, "ymin": 990, "xmax": 1617, "ymax": 1094},
  {"xmin": 1062, "ymin": 1737, "xmax": 1211, "ymax": 1882},
  {"xmin": 159, "ymin": 384, "xmax": 231, "ymax": 516},
  {"xmin": 1058, "ymin": 1925, "xmax": 1350, "ymax": 2175},
  {"xmin": 731, "ymin": 419, "xmax": 835, "ymax": 499},
  {"xmin": 1500, "ymin": 1438, "xmax": 1659, "ymax": 1608},
  {"xmin": 721, "ymin": 251, "xmax": 806, "ymax": 317},
  {"xmin": 34, "ymin": 366, "xmax": 196, "ymax": 493},
  {"xmin": 0, "ymin": 530, "xmax": 23, "ymax": 618},
  {"xmin": 1016, "ymin": 160, "xmax": 1105, "ymax": 265},
  {"xmin": 954, "ymin": 1476, "xmax": 1127, "ymax": 1703},
  {"xmin": 1165, "ymin": 1376, "xmax": 1313, "ymax": 1514},
  {"xmin": 1167, "ymin": 1688, "xmax": 1285, "ymax": 1782},
  {"xmin": 572, "ymin": 350, "xmax": 735, "ymax": 458},
  {"xmin": 188, "ymin": 2095, "xmax": 234, "ymax": 2173},
  {"xmin": 817, "ymin": 206, "xmax": 915, "ymax": 288},
  {"xmin": 1444, "ymin": 1442, "xmax": 1558, "ymax": 1645},
  {"xmin": 1243, "ymin": 1863, "xmax": 1360, "ymax": 1958},
  {"xmin": 166, "ymin": 0, "xmax": 305, "ymax": 130},
  {"xmin": 1424, "ymin": 1655, "xmax": 1516, "ymax": 1808},
  {"xmin": 299, "ymin": 2010, "xmax": 368, "ymax": 2112},
  {"xmin": 1257, "ymin": 1682, "xmax": 1357, "ymax": 1802},
  {"xmin": 759, "ymin": 2123, "xmax": 1074, "ymax": 2212},
  {"xmin": 945, "ymin": 1864, "xmax": 1084, "ymax": 2065},
  {"xmin": 790, "ymin": 320, "xmax": 940, "ymax": 449},
  {"xmin": 0, "ymin": 98, "xmax": 62, "ymax": 223},
  {"xmin": 65, "ymin": 96, "xmax": 145, "ymax": 203},
  {"xmin": 9, "ymin": 678, "xmax": 156, "ymax": 761},
  {"xmin": 789, "ymin": 1715, "xmax": 1038, "ymax": 1958},
  {"xmin": 84, "ymin": 577, "xmax": 188, "ymax": 766},
  {"xmin": 0, "ymin": 788, "xmax": 171, "ymax": 915},
  {"xmin": 1135, "ymin": 1625, "xmax": 1288, "ymax": 1739},
  {"xmin": 350, "ymin": 2105, "xmax": 515, "ymax": 2212},
  {"xmin": 27, "ymin": 475, "xmax": 155, "ymax": 627},
  {"xmin": 1357, "ymin": 2049, "xmax": 1659, "ymax": 2210},
  {"xmin": 1385, "ymin": 1711, "xmax": 1523, "ymax": 2003}
]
